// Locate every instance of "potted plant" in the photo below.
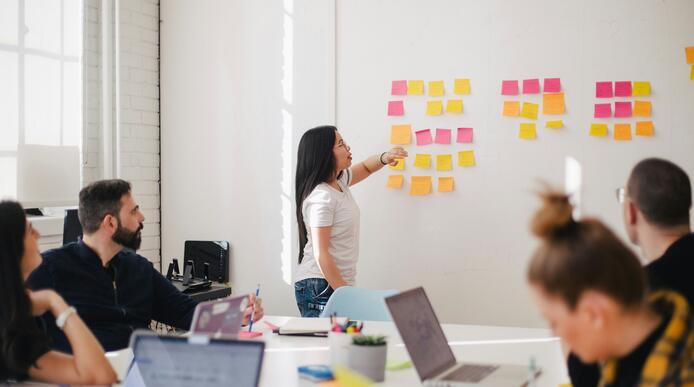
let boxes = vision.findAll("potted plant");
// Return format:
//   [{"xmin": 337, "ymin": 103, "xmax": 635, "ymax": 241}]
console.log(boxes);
[{"xmin": 347, "ymin": 335, "xmax": 388, "ymax": 382}]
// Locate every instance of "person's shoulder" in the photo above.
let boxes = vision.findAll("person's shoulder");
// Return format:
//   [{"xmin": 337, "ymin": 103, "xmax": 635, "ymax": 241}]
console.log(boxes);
[
  {"xmin": 41, "ymin": 242, "xmax": 80, "ymax": 265},
  {"xmin": 117, "ymin": 249, "xmax": 155, "ymax": 268},
  {"xmin": 306, "ymin": 184, "xmax": 335, "ymax": 203}
]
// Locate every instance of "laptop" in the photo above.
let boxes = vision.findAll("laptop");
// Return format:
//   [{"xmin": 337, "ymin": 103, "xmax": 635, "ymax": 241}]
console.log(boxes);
[
  {"xmin": 124, "ymin": 330, "xmax": 264, "ymax": 387},
  {"xmin": 385, "ymin": 287, "xmax": 536, "ymax": 386},
  {"xmin": 190, "ymin": 295, "xmax": 248, "ymax": 338}
]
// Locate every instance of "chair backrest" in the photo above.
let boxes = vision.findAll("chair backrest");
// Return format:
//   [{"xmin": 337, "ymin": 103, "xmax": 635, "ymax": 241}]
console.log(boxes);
[
  {"xmin": 320, "ymin": 286, "xmax": 399, "ymax": 321},
  {"xmin": 63, "ymin": 209, "xmax": 82, "ymax": 245}
]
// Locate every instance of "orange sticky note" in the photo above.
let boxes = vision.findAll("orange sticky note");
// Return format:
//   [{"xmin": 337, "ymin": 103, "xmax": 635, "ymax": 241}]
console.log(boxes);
[
  {"xmin": 636, "ymin": 121, "xmax": 654, "ymax": 136},
  {"xmin": 686, "ymin": 46, "xmax": 694, "ymax": 64},
  {"xmin": 542, "ymin": 93, "xmax": 565, "ymax": 115},
  {"xmin": 436, "ymin": 154, "xmax": 453, "ymax": 171},
  {"xmin": 614, "ymin": 123, "xmax": 632, "ymax": 141},
  {"xmin": 408, "ymin": 80, "xmax": 424, "ymax": 95},
  {"xmin": 503, "ymin": 101, "xmax": 520, "ymax": 117},
  {"xmin": 458, "ymin": 150, "xmax": 476, "ymax": 167},
  {"xmin": 390, "ymin": 124, "xmax": 411, "ymax": 145},
  {"xmin": 633, "ymin": 101, "xmax": 651, "ymax": 117},
  {"xmin": 519, "ymin": 123, "xmax": 537, "ymax": 140},
  {"xmin": 386, "ymin": 175, "xmax": 404, "ymax": 189},
  {"xmin": 520, "ymin": 102, "xmax": 539, "ymax": 120},
  {"xmin": 410, "ymin": 176, "xmax": 432, "ymax": 196},
  {"xmin": 454, "ymin": 78, "xmax": 471, "ymax": 95},
  {"xmin": 438, "ymin": 177, "xmax": 454, "ymax": 192},
  {"xmin": 445, "ymin": 99, "xmax": 463, "ymax": 113},
  {"xmin": 428, "ymin": 81, "xmax": 445, "ymax": 96},
  {"xmin": 632, "ymin": 81, "xmax": 650, "ymax": 97},
  {"xmin": 414, "ymin": 154, "xmax": 431, "ymax": 169},
  {"xmin": 590, "ymin": 123, "xmax": 609, "ymax": 137},
  {"xmin": 426, "ymin": 100, "xmax": 443, "ymax": 116},
  {"xmin": 389, "ymin": 158, "xmax": 405, "ymax": 170}
]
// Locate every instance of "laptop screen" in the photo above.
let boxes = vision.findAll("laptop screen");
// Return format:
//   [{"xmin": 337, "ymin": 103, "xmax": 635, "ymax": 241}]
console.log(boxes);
[
  {"xmin": 127, "ymin": 334, "xmax": 264, "ymax": 387},
  {"xmin": 385, "ymin": 287, "xmax": 457, "ymax": 380}
]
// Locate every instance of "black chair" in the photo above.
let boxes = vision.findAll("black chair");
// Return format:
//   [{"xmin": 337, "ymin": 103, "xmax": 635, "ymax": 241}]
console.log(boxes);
[{"xmin": 63, "ymin": 209, "xmax": 83, "ymax": 245}]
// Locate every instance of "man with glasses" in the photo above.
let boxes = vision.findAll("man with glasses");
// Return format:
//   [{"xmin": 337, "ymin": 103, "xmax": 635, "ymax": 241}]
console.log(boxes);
[{"xmin": 568, "ymin": 157, "xmax": 694, "ymax": 387}]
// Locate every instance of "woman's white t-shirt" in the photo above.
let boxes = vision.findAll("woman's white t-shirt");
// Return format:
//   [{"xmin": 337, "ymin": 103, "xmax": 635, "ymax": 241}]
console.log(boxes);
[{"xmin": 295, "ymin": 170, "xmax": 361, "ymax": 285}]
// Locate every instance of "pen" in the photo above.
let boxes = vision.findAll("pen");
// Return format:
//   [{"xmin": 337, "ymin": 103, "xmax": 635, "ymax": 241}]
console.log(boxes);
[{"xmin": 248, "ymin": 284, "xmax": 260, "ymax": 332}]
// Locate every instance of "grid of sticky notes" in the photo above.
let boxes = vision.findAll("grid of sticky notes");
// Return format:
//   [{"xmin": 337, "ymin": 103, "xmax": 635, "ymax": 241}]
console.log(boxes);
[
  {"xmin": 502, "ymin": 78, "xmax": 565, "ymax": 140},
  {"xmin": 686, "ymin": 46, "xmax": 694, "ymax": 80},
  {"xmin": 591, "ymin": 81, "xmax": 654, "ymax": 140},
  {"xmin": 388, "ymin": 79, "xmax": 475, "ymax": 196}
]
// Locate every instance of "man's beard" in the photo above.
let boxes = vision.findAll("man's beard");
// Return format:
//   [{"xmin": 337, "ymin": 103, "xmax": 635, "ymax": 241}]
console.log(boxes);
[{"xmin": 112, "ymin": 222, "xmax": 143, "ymax": 251}]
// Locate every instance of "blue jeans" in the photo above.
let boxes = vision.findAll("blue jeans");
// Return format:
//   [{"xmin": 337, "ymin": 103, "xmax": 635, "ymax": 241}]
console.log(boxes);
[{"xmin": 294, "ymin": 278, "xmax": 334, "ymax": 317}]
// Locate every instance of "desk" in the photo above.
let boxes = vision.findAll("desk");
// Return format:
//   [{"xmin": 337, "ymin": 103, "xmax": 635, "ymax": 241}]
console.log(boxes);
[{"xmin": 108, "ymin": 316, "xmax": 570, "ymax": 386}]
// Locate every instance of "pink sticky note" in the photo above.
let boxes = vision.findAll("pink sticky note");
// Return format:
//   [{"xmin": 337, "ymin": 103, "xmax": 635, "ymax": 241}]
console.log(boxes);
[
  {"xmin": 457, "ymin": 127, "xmax": 473, "ymax": 143},
  {"xmin": 543, "ymin": 78, "xmax": 561, "ymax": 92},
  {"xmin": 388, "ymin": 101, "xmax": 404, "ymax": 116},
  {"xmin": 501, "ymin": 80, "xmax": 519, "ymax": 95},
  {"xmin": 594, "ymin": 103, "xmax": 612, "ymax": 118},
  {"xmin": 614, "ymin": 101, "xmax": 632, "ymax": 118},
  {"xmin": 522, "ymin": 79, "xmax": 540, "ymax": 94},
  {"xmin": 415, "ymin": 129, "xmax": 433, "ymax": 146},
  {"xmin": 434, "ymin": 128, "xmax": 452, "ymax": 144},
  {"xmin": 596, "ymin": 81, "xmax": 613, "ymax": 98},
  {"xmin": 614, "ymin": 81, "xmax": 632, "ymax": 97},
  {"xmin": 391, "ymin": 80, "xmax": 407, "ymax": 95},
  {"xmin": 238, "ymin": 331, "xmax": 263, "ymax": 338}
]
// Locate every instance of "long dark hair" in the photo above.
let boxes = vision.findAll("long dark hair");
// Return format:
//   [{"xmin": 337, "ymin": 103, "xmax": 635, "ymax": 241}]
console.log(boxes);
[
  {"xmin": 295, "ymin": 126, "xmax": 342, "ymax": 264},
  {"xmin": 0, "ymin": 201, "xmax": 50, "ymax": 374}
]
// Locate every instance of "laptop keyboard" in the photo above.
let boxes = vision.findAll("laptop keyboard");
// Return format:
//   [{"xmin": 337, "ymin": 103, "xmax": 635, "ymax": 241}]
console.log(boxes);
[{"xmin": 442, "ymin": 364, "xmax": 500, "ymax": 383}]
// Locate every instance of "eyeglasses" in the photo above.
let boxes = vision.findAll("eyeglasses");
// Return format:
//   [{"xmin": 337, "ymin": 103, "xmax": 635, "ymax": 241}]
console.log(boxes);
[{"xmin": 615, "ymin": 187, "xmax": 626, "ymax": 203}]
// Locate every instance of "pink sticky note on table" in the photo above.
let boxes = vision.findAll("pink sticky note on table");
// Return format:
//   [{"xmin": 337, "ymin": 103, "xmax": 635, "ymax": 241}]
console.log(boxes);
[
  {"xmin": 543, "ymin": 78, "xmax": 561, "ymax": 92},
  {"xmin": 391, "ymin": 80, "xmax": 407, "ymax": 95},
  {"xmin": 596, "ymin": 81, "xmax": 613, "ymax": 98},
  {"xmin": 501, "ymin": 80, "xmax": 519, "ymax": 95},
  {"xmin": 614, "ymin": 81, "xmax": 632, "ymax": 97},
  {"xmin": 388, "ymin": 101, "xmax": 404, "ymax": 116},
  {"xmin": 457, "ymin": 127, "xmax": 473, "ymax": 143},
  {"xmin": 434, "ymin": 128, "xmax": 452, "ymax": 144},
  {"xmin": 238, "ymin": 331, "xmax": 263, "ymax": 338},
  {"xmin": 415, "ymin": 129, "xmax": 433, "ymax": 146},
  {"xmin": 614, "ymin": 101, "xmax": 632, "ymax": 118},
  {"xmin": 594, "ymin": 103, "xmax": 612, "ymax": 118},
  {"xmin": 522, "ymin": 79, "xmax": 540, "ymax": 94}
]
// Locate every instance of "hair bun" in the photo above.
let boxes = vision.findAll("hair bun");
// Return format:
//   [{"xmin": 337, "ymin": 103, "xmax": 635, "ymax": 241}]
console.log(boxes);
[{"xmin": 531, "ymin": 189, "xmax": 575, "ymax": 239}]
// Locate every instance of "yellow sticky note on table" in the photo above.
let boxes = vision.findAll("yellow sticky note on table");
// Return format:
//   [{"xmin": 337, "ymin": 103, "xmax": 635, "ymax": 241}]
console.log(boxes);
[
  {"xmin": 454, "ymin": 78, "xmax": 471, "ymax": 95},
  {"xmin": 414, "ymin": 154, "xmax": 431, "ymax": 169},
  {"xmin": 503, "ymin": 101, "xmax": 520, "ymax": 117},
  {"xmin": 686, "ymin": 46, "xmax": 694, "ymax": 64},
  {"xmin": 428, "ymin": 81, "xmax": 445, "ymax": 96},
  {"xmin": 614, "ymin": 123, "xmax": 632, "ymax": 141},
  {"xmin": 390, "ymin": 124, "xmax": 411, "ymax": 145},
  {"xmin": 410, "ymin": 176, "xmax": 432, "ymax": 196},
  {"xmin": 590, "ymin": 123, "xmax": 609, "ymax": 137},
  {"xmin": 386, "ymin": 175, "xmax": 404, "ymax": 189},
  {"xmin": 633, "ymin": 100, "xmax": 651, "ymax": 117},
  {"xmin": 436, "ymin": 154, "xmax": 453, "ymax": 171},
  {"xmin": 520, "ymin": 102, "xmax": 539, "ymax": 120},
  {"xmin": 458, "ymin": 150, "xmax": 476, "ymax": 167},
  {"xmin": 389, "ymin": 158, "xmax": 405, "ymax": 170},
  {"xmin": 632, "ymin": 81, "xmax": 650, "ymax": 96},
  {"xmin": 408, "ymin": 80, "xmax": 424, "ymax": 95},
  {"xmin": 690, "ymin": 65, "xmax": 694, "ymax": 80},
  {"xmin": 542, "ymin": 93, "xmax": 565, "ymax": 115},
  {"xmin": 519, "ymin": 123, "xmax": 537, "ymax": 140},
  {"xmin": 546, "ymin": 120, "xmax": 563, "ymax": 129},
  {"xmin": 636, "ymin": 121, "xmax": 654, "ymax": 136},
  {"xmin": 426, "ymin": 100, "xmax": 443, "ymax": 116},
  {"xmin": 333, "ymin": 366, "xmax": 373, "ymax": 387},
  {"xmin": 438, "ymin": 177, "xmax": 455, "ymax": 192},
  {"xmin": 445, "ymin": 99, "xmax": 463, "ymax": 113}
]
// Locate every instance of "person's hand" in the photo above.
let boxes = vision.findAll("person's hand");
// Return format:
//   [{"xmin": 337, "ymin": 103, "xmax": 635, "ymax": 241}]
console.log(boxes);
[
  {"xmin": 382, "ymin": 147, "xmax": 408, "ymax": 166},
  {"xmin": 27, "ymin": 289, "xmax": 68, "ymax": 317},
  {"xmin": 241, "ymin": 294, "xmax": 264, "ymax": 326}
]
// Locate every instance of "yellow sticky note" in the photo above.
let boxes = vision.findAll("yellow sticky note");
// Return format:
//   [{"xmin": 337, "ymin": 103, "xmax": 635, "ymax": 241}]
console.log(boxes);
[
  {"xmin": 428, "ymin": 81, "xmax": 445, "ymax": 96},
  {"xmin": 542, "ymin": 93, "xmax": 565, "ymax": 115},
  {"xmin": 636, "ymin": 121, "xmax": 654, "ymax": 136},
  {"xmin": 614, "ymin": 123, "xmax": 632, "ymax": 141},
  {"xmin": 686, "ymin": 46, "xmax": 694, "ymax": 64},
  {"xmin": 520, "ymin": 102, "xmax": 539, "ymax": 120},
  {"xmin": 546, "ymin": 120, "xmax": 563, "ymax": 129},
  {"xmin": 408, "ymin": 80, "xmax": 424, "ymax": 95},
  {"xmin": 410, "ymin": 176, "xmax": 432, "ymax": 196},
  {"xmin": 414, "ymin": 154, "xmax": 431, "ymax": 169},
  {"xmin": 390, "ymin": 124, "xmax": 411, "ymax": 145},
  {"xmin": 519, "ymin": 123, "xmax": 537, "ymax": 140},
  {"xmin": 445, "ymin": 99, "xmax": 463, "ymax": 114},
  {"xmin": 386, "ymin": 175, "xmax": 404, "ymax": 189},
  {"xmin": 454, "ymin": 78, "xmax": 471, "ymax": 95},
  {"xmin": 458, "ymin": 150, "xmax": 476, "ymax": 167},
  {"xmin": 633, "ymin": 100, "xmax": 651, "ymax": 117},
  {"xmin": 503, "ymin": 101, "xmax": 520, "ymax": 117},
  {"xmin": 436, "ymin": 154, "xmax": 453, "ymax": 171},
  {"xmin": 438, "ymin": 177, "xmax": 455, "ymax": 192},
  {"xmin": 590, "ymin": 123, "xmax": 609, "ymax": 137},
  {"xmin": 690, "ymin": 65, "xmax": 694, "ymax": 80},
  {"xmin": 389, "ymin": 158, "xmax": 405, "ymax": 170},
  {"xmin": 426, "ymin": 100, "xmax": 443, "ymax": 116},
  {"xmin": 333, "ymin": 366, "xmax": 373, "ymax": 387},
  {"xmin": 632, "ymin": 81, "xmax": 650, "ymax": 96}
]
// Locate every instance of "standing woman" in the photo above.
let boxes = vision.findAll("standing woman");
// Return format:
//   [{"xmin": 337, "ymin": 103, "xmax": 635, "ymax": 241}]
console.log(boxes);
[
  {"xmin": 0, "ymin": 201, "xmax": 116, "ymax": 384},
  {"xmin": 294, "ymin": 126, "xmax": 407, "ymax": 317}
]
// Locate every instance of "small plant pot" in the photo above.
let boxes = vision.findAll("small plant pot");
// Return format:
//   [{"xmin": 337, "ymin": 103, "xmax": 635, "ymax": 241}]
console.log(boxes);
[{"xmin": 347, "ymin": 343, "xmax": 387, "ymax": 382}]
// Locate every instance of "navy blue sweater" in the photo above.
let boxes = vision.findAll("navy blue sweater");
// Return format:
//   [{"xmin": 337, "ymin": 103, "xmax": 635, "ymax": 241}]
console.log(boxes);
[{"xmin": 27, "ymin": 242, "xmax": 197, "ymax": 352}]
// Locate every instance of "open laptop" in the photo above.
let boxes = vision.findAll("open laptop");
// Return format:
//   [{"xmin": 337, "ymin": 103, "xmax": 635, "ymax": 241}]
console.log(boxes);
[
  {"xmin": 124, "ymin": 330, "xmax": 264, "ymax": 387},
  {"xmin": 385, "ymin": 287, "xmax": 535, "ymax": 386},
  {"xmin": 190, "ymin": 295, "xmax": 248, "ymax": 338}
]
